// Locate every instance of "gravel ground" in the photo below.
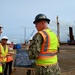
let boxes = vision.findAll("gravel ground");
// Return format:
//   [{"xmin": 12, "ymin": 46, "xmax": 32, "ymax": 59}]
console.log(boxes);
[
  {"xmin": 58, "ymin": 45, "xmax": 75, "ymax": 75},
  {"xmin": 11, "ymin": 45, "xmax": 75, "ymax": 75}
]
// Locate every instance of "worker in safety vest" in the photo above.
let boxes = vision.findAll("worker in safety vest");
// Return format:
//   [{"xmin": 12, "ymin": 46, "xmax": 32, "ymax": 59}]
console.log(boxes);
[
  {"xmin": 0, "ymin": 61, "xmax": 2, "ymax": 75},
  {"xmin": 4, "ymin": 40, "xmax": 14, "ymax": 75},
  {"xmin": 0, "ymin": 36, "xmax": 9, "ymax": 75},
  {"xmin": 28, "ymin": 14, "xmax": 61, "ymax": 75}
]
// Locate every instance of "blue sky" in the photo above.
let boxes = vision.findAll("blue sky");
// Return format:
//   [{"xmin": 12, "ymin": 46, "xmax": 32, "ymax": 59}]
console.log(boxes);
[{"xmin": 0, "ymin": 0, "xmax": 75, "ymax": 43}]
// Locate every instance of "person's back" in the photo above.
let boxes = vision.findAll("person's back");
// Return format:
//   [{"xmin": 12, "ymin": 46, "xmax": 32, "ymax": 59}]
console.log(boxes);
[
  {"xmin": 36, "ymin": 29, "xmax": 58, "ymax": 66},
  {"xmin": 28, "ymin": 13, "xmax": 61, "ymax": 75}
]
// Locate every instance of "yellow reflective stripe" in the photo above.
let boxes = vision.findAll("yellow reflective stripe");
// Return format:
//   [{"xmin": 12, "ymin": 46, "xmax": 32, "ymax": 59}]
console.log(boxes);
[
  {"xmin": 36, "ymin": 55, "xmax": 57, "ymax": 66},
  {"xmin": 0, "ymin": 64, "xmax": 2, "ymax": 73}
]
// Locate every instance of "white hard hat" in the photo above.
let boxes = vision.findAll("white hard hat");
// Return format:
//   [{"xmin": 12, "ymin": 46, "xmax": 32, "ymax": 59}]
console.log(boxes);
[
  {"xmin": 7, "ymin": 40, "xmax": 11, "ymax": 44},
  {"xmin": 1, "ymin": 36, "xmax": 8, "ymax": 40},
  {"xmin": 0, "ymin": 25, "xmax": 3, "ymax": 28},
  {"xmin": 29, "ymin": 37, "xmax": 32, "ymax": 40}
]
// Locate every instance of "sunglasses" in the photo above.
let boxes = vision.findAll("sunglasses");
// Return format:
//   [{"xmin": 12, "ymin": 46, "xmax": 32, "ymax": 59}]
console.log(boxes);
[{"xmin": 2, "ymin": 39, "xmax": 8, "ymax": 41}]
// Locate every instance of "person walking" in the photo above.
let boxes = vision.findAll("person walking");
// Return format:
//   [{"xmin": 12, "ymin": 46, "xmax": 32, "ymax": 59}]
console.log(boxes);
[
  {"xmin": 0, "ymin": 36, "xmax": 9, "ymax": 75},
  {"xmin": 28, "ymin": 13, "xmax": 61, "ymax": 75}
]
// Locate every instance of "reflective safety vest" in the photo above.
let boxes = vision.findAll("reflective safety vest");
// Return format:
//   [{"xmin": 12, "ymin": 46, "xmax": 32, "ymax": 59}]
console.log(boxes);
[
  {"xmin": 0, "ymin": 44, "xmax": 8, "ymax": 73},
  {"xmin": 6, "ymin": 45, "xmax": 13, "ymax": 62},
  {"xmin": 36, "ymin": 29, "xmax": 58, "ymax": 66},
  {"xmin": 6, "ymin": 55, "xmax": 13, "ymax": 62},
  {"xmin": 0, "ymin": 63, "xmax": 2, "ymax": 73},
  {"xmin": 0, "ymin": 44, "xmax": 8, "ymax": 62}
]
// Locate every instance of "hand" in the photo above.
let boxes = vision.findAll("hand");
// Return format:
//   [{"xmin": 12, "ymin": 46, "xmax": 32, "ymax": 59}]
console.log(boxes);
[
  {"xmin": 0, "ymin": 56, "xmax": 6, "ymax": 59},
  {"xmin": 7, "ymin": 53, "xmax": 14, "ymax": 56}
]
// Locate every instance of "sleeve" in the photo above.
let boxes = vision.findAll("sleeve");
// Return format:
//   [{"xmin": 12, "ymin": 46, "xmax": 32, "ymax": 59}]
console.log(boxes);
[{"xmin": 28, "ymin": 33, "xmax": 43, "ymax": 59}]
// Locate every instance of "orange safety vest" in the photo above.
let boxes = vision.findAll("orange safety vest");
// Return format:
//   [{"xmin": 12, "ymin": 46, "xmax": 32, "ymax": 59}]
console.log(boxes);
[
  {"xmin": 6, "ymin": 55, "xmax": 13, "ymax": 62},
  {"xmin": 6, "ymin": 45, "xmax": 13, "ymax": 62},
  {"xmin": 36, "ymin": 29, "xmax": 58, "ymax": 66}
]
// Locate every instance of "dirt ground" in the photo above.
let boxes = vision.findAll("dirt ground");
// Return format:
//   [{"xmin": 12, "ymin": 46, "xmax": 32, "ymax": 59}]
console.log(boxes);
[
  {"xmin": 11, "ymin": 45, "xmax": 75, "ymax": 75},
  {"xmin": 58, "ymin": 45, "xmax": 75, "ymax": 75}
]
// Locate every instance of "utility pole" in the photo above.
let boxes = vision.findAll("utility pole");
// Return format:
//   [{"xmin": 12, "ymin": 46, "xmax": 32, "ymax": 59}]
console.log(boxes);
[
  {"xmin": 72, "ymin": 21, "xmax": 75, "ymax": 40},
  {"xmin": 56, "ymin": 16, "xmax": 60, "ymax": 42},
  {"xmin": 24, "ymin": 27, "xmax": 26, "ymax": 43}
]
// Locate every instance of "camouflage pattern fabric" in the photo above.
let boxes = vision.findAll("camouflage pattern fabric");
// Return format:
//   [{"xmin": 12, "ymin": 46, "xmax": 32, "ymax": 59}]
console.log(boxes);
[
  {"xmin": 28, "ymin": 32, "xmax": 61, "ymax": 75},
  {"xmin": 28, "ymin": 33, "xmax": 43, "ymax": 59},
  {"xmin": 35, "ymin": 63, "xmax": 61, "ymax": 75}
]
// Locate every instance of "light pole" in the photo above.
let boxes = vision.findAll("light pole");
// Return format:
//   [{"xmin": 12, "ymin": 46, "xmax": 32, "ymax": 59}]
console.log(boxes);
[
  {"xmin": 72, "ymin": 21, "xmax": 75, "ymax": 40},
  {"xmin": 24, "ymin": 27, "xmax": 26, "ymax": 43}
]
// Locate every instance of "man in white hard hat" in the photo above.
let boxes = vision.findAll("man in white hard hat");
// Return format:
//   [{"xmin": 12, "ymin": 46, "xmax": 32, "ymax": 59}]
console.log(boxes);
[{"xmin": 0, "ymin": 36, "xmax": 9, "ymax": 75}]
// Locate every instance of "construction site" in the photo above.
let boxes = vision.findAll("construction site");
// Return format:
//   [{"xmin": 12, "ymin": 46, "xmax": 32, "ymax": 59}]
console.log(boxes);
[
  {"xmin": 0, "ymin": 1, "xmax": 75, "ymax": 75},
  {"xmin": 10, "ymin": 44, "xmax": 75, "ymax": 75},
  {"xmin": 10, "ymin": 17, "xmax": 75, "ymax": 75}
]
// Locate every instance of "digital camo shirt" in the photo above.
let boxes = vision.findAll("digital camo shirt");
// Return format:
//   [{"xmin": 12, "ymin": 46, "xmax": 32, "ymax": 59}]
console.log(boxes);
[{"xmin": 28, "ymin": 33, "xmax": 43, "ymax": 59}]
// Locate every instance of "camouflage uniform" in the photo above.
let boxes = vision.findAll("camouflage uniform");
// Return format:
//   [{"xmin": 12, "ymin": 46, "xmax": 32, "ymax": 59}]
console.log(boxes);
[{"xmin": 28, "ymin": 33, "xmax": 61, "ymax": 75}]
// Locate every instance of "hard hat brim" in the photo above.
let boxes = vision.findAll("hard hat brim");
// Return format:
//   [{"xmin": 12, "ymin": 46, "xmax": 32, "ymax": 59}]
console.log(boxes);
[
  {"xmin": 33, "ymin": 19, "xmax": 50, "ymax": 24},
  {"xmin": 2, "ymin": 38, "xmax": 8, "ymax": 40},
  {"xmin": 1, "ymin": 36, "xmax": 8, "ymax": 40}
]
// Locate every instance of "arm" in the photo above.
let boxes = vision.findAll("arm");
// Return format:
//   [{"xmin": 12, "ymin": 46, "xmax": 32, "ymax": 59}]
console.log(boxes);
[{"xmin": 28, "ymin": 33, "xmax": 43, "ymax": 59}]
